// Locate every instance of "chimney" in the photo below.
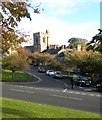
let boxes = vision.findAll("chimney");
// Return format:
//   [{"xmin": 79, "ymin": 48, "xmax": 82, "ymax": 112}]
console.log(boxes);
[
  {"xmin": 54, "ymin": 45, "xmax": 56, "ymax": 49},
  {"xmin": 61, "ymin": 45, "xmax": 65, "ymax": 50},
  {"xmin": 77, "ymin": 44, "xmax": 81, "ymax": 51}
]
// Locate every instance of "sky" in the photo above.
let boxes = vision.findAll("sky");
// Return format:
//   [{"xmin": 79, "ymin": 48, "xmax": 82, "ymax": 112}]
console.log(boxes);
[{"xmin": 18, "ymin": 0, "xmax": 101, "ymax": 46}]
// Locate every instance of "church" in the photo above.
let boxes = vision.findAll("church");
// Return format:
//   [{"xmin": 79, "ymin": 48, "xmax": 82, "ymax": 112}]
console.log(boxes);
[
  {"xmin": 25, "ymin": 30, "xmax": 50, "ymax": 52},
  {"xmin": 25, "ymin": 30, "xmax": 83, "ymax": 55}
]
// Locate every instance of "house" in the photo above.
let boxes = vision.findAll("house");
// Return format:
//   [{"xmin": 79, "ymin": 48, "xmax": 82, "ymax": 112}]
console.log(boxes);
[{"xmin": 42, "ymin": 45, "xmax": 66, "ymax": 56}]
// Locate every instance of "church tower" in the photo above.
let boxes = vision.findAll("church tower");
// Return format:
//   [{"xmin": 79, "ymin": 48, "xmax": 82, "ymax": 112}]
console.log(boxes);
[{"xmin": 33, "ymin": 30, "xmax": 50, "ymax": 52}]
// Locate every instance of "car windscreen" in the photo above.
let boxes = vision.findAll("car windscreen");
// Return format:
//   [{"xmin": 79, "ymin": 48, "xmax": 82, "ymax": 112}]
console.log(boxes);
[
  {"xmin": 55, "ymin": 71, "xmax": 61, "ymax": 74},
  {"xmin": 80, "ymin": 76, "xmax": 88, "ymax": 80},
  {"xmin": 49, "ymin": 70, "xmax": 53, "ymax": 72}
]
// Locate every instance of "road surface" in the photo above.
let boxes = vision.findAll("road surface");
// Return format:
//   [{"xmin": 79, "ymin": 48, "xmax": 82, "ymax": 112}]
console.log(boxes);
[{"xmin": 2, "ymin": 66, "xmax": 102, "ymax": 114}]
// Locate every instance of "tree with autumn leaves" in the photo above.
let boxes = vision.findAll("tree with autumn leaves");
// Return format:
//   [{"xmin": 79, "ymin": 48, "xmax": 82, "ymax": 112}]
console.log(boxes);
[
  {"xmin": 64, "ymin": 50, "xmax": 102, "ymax": 84},
  {"xmin": 0, "ymin": 1, "xmax": 41, "ymax": 54},
  {"xmin": 2, "ymin": 51, "xmax": 31, "ymax": 79},
  {"xmin": 30, "ymin": 52, "xmax": 64, "ymax": 70},
  {"xmin": 31, "ymin": 52, "xmax": 54, "ymax": 66},
  {"xmin": 1, "ymin": 1, "xmax": 42, "ymax": 79}
]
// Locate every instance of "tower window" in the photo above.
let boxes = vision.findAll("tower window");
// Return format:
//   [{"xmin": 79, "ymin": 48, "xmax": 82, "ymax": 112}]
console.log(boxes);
[
  {"xmin": 43, "ymin": 37, "xmax": 46, "ymax": 43},
  {"xmin": 35, "ymin": 37, "xmax": 38, "ymax": 43}
]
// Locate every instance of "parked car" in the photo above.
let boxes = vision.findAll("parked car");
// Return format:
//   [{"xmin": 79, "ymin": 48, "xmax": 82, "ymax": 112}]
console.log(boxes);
[
  {"xmin": 73, "ymin": 74, "xmax": 91, "ymax": 86},
  {"xmin": 96, "ymin": 83, "xmax": 102, "ymax": 91},
  {"xmin": 38, "ymin": 67, "xmax": 46, "ymax": 73},
  {"xmin": 53, "ymin": 71, "xmax": 63, "ymax": 79},
  {"xmin": 46, "ymin": 70, "xmax": 54, "ymax": 76},
  {"xmin": 33, "ymin": 63, "xmax": 38, "ymax": 66}
]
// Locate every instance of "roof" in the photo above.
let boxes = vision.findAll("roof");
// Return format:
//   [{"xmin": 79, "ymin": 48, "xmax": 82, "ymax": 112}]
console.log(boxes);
[
  {"xmin": 42, "ymin": 48, "xmax": 61, "ymax": 55},
  {"xmin": 57, "ymin": 52, "xmax": 65, "ymax": 57},
  {"xmin": 25, "ymin": 46, "xmax": 34, "ymax": 52}
]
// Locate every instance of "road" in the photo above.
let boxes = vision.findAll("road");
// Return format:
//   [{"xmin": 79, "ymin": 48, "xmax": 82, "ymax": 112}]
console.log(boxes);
[{"xmin": 2, "ymin": 66, "xmax": 102, "ymax": 114}]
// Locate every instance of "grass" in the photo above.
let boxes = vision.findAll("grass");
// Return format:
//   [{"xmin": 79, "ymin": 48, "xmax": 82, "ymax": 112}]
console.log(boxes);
[
  {"xmin": 2, "ymin": 69, "xmax": 38, "ymax": 82},
  {"xmin": 63, "ymin": 74, "xmax": 72, "ymax": 79},
  {"xmin": 1, "ymin": 97, "xmax": 101, "ymax": 119}
]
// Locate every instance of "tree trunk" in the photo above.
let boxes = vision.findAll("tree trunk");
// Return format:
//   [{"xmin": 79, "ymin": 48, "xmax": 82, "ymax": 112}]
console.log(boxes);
[{"xmin": 12, "ymin": 70, "xmax": 15, "ymax": 80}]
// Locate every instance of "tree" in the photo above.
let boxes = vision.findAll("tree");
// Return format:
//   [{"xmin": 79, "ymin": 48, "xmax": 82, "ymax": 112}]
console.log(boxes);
[
  {"xmin": 64, "ymin": 50, "xmax": 90, "ymax": 70},
  {"xmin": 2, "ymin": 52, "xmax": 31, "ymax": 79},
  {"xmin": 31, "ymin": 52, "xmax": 54, "ymax": 66},
  {"xmin": 0, "ymin": 1, "xmax": 41, "ymax": 53},
  {"xmin": 79, "ymin": 52, "xmax": 102, "ymax": 84},
  {"xmin": 68, "ymin": 37, "xmax": 88, "ymax": 50},
  {"xmin": 87, "ymin": 29, "xmax": 102, "ymax": 53},
  {"xmin": 64, "ymin": 50, "xmax": 102, "ymax": 84},
  {"xmin": 39, "ymin": 53, "xmax": 55, "ymax": 66},
  {"xmin": 30, "ymin": 52, "xmax": 65, "ymax": 70},
  {"xmin": 18, "ymin": 47, "xmax": 32, "ymax": 57},
  {"xmin": 49, "ymin": 61, "xmax": 64, "ymax": 71}
]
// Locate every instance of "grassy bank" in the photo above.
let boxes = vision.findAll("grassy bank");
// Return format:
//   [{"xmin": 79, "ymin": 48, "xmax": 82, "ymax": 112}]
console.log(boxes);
[
  {"xmin": 2, "ymin": 69, "xmax": 38, "ymax": 82},
  {"xmin": 2, "ymin": 98, "xmax": 100, "ymax": 119}
]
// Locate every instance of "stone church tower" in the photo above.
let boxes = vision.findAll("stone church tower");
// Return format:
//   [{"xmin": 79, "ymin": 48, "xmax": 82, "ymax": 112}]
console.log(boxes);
[{"xmin": 33, "ymin": 30, "xmax": 50, "ymax": 52}]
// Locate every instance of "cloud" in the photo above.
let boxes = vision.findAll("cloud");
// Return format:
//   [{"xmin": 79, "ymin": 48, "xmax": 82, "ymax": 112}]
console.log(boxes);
[
  {"xmin": 35, "ymin": 0, "xmax": 101, "ymax": 16},
  {"xmin": 37, "ymin": 0, "xmax": 101, "ymax": 5},
  {"xmin": 17, "ymin": 0, "xmax": 100, "ymax": 46},
  {"xmin": 18, "ymin": 13, "xmax": 99, "ymax": 46}
]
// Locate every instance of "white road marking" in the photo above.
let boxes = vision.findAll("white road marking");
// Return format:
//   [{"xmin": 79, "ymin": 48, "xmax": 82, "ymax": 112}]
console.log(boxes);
[
  {"xmin": 28, "ymin": 87, "xmax": 33, "ymax": 89},
  {"xmin": 69, "ymin": 97, "xmax": 83, "ymax": 101},
  {"xmin": 33, "ymin": 87, "xmax": 60, "ymax": 92},
  {"xmin": 24, "ymin": 91, "xmax": 35, "ymax": 94},
  {"xmin": 96, "ymin": 95, "xmax": 101, "ymax": 97},
  {"xmin": 18, "ymin": 85, "xmax": 25, "ymax": 88},
  {"xmin": 67, "ymin": 91, "xmax": 74, "ymax": 94},
  {"xmin": 50, "ymin": 94, "xmax": 83, "ymax": 101},
  {"xmin": 10, "ymin": 85, "xmax": 60, "ymax": 92},
  {"xmin": 74, "ymin": 92, "xmax": 80, "ymax": 94},
  {"xmin": 32, "ymin": 76, "xmax": 42, "ymax": 83},
  {"xmin": 10, "ymin": 89, "xmax": 35, "ymax": 94},
  {"xmin": 50, "ymin": 94, "xmax": 67, "ymax": 98},
  {"xmin": 63, "ymin": 88, "xmax": 67, "ymax": 92},
  {"xmin": 89, "ymin": 94, "xmax": 95, "ymax": 96},
  {"xmin": 10, "ymin": 84, "xmax": 101, "ymax": 98},
  {"xmin": 64, "ymin": 83, "xmax": 68, "ymax": 87},
  {"xmin": 81, "ymin": 93, "xmax": 87, "ymax": 95},
  {"xmin": 10, "ymin": 89, "xmax": 24, "ymax": 92},
  {"xmin": 25, "ymin": 71, "xmax": 43, "ymax": 83}
]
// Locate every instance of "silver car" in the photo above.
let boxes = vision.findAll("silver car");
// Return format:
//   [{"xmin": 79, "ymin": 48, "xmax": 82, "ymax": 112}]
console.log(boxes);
[
  {"xmin": 53, "ymin": 71, "xmax": 63, "ymax": 79},
  {"xmin": 46, "ymin": 70, "xmax": 54, "ymax": 76}
]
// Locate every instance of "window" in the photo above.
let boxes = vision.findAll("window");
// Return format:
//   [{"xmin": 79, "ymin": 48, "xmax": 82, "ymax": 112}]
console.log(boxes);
[
  {"xmin": 36, "ymin": 38, "xmax": 38, "ymax": 43},
  {"xmin": 43, "ymin": 37, "xmax": 46, "ymax": 43}
]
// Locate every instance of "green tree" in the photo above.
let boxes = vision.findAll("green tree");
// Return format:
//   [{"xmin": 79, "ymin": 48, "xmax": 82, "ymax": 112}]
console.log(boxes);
[
  {"xmin": 80, "ymin": 52, "xmax": 102, "ymax": 84},
  {"xmin": 0, "ymin": 1, "xmax": 41, "ymax": 53},
  {"xmin": 87, "ymin": 29, "xmax": 102, "ymax": 53},
  {"xmin": 64, "ymin": 50, "xmax": 102, "ymax": 84},
  {"xmin": 68, "ymin": 37, "xmax": 88, "ymax": 50},
  {"xmin": 49, "ymin": 61, "xmax": 64, "ymax": 71},
  {"xmin": 64, "ymin": 50, "xmax": 89, "ymax": 68},
  {"xmin": 2, "ymin": 53, "xmax": 31, "ymax": 79}
]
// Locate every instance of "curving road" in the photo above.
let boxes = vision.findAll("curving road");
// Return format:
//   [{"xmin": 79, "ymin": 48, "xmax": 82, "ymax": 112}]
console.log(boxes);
[{"xmin": 2, "ymin": 65, "xmax": 102, "ymax": 114}]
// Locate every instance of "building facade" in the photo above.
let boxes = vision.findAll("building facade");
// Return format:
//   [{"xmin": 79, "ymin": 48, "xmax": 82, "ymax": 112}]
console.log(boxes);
[
  {"xmin": 33, "ymin": 30, "xmax": 50, "ymax": 52},
  {"xmin": 25, "ymin": 30, "xmax": 50, "ymax": 52}
]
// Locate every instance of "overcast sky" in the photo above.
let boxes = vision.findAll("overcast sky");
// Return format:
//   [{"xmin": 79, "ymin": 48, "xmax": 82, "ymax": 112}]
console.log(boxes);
[{"xmin": 18, "ymin": 0, "xmax": 101, "ymax": 46}]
